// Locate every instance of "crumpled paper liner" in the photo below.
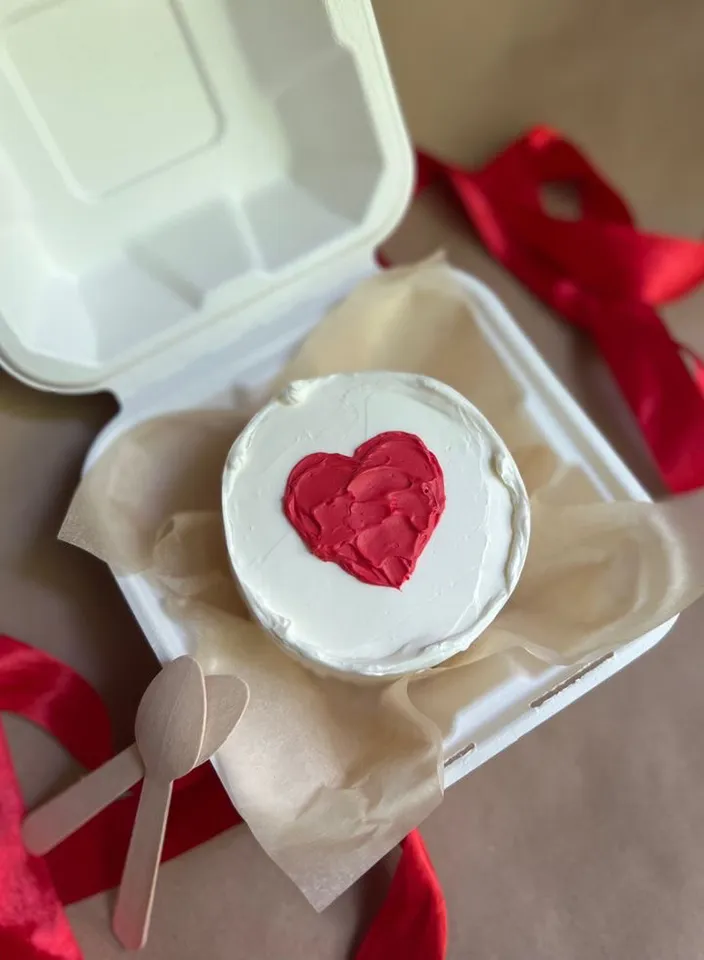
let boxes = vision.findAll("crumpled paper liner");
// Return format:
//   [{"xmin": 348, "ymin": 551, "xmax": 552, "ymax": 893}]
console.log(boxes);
[{"xmin": 60, "ymin": 259, "xmax": 704, "ymax": 910}]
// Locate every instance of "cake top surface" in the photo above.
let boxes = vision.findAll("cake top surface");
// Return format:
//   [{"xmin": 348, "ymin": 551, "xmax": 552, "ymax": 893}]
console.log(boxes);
[{"xmin": 222, "ymin": 371, "xmax": 530, "ymax": 678}]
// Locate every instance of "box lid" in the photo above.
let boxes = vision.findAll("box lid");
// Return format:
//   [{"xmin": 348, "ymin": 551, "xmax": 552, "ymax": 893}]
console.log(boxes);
[{"xmin": 0, "ymin": 0, "xmax": 413, "ymax": 396}]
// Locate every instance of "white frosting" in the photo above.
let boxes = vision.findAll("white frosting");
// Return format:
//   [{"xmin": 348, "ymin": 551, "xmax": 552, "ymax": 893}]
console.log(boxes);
[{"xmin": 222, "ymin": 372, "xmax": 530, "ymax": 678}]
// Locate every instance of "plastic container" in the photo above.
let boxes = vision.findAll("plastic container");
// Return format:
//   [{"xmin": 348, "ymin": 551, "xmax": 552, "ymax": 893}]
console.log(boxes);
[{"xmin": 0, "ymin": 0, "xmax": 675, "ymax": 788}]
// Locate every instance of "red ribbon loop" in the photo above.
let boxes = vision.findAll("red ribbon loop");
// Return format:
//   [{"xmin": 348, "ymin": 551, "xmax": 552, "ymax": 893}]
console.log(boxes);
[{"xmin": 419, "ymin": 126, "xmax": 704, "ymax": 492}]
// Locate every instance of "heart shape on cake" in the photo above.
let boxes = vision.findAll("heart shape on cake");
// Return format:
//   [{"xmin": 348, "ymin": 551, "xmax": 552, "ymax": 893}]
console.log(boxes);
[{"xmin": 283, "ymin": 431, "xmax": 446, "ymax": 588}]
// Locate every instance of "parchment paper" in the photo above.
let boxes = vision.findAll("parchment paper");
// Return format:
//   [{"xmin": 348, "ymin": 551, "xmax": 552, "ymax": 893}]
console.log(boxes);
[{"xmin": 60, "ymin": 259, "xmax": 704, "ymax": 910}]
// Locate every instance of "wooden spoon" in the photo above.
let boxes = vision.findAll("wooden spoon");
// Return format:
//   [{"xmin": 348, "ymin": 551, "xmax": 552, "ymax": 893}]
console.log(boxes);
[
  {"xmin": 112, "ymin": 656, "xmax": 207, "ymax": 951},
  {"xmin": 22, "ymin": 673, "xmax": 248, "ymax": 858}
]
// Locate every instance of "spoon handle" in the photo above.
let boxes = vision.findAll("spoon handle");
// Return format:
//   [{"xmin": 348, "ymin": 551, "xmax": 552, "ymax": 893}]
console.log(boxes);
[
  {"xmin": 113, "ymin": 776, "xmax": 173, "ymax": 951},
  {"xmin": 22, "ymin": 744, "xmax": 144, "ymax": 855}
]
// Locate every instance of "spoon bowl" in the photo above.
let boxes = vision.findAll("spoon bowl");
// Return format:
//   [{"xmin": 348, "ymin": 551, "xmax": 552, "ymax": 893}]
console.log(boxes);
[{"xmin": 134, "ymin": 655, "xmax": 207, "ymax": 780}]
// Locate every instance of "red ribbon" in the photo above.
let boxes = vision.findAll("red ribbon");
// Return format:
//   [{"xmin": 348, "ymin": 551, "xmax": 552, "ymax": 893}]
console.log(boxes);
[
  {"xmin": 0, "ymin": 635, "xmax": 446, "ymax": 959},
  {"xmin": 417, "ymin": 126, "xmax": 704, "ymax": 493}
]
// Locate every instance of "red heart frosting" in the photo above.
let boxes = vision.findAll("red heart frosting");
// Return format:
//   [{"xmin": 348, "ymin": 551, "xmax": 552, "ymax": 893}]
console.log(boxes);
[{"xmin": 283, "ymin": 431, "xmax": 446, "ymax": 588}]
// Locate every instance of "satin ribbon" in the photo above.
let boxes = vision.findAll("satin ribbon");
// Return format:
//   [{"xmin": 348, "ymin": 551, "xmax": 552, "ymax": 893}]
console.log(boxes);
[
  {"xmin": 416, "ymin": 126, "xmax": 704, "ymax": 493},
  {"xmin": 0, "ymin": 635, "xmax": 446, "ymax": 960}
]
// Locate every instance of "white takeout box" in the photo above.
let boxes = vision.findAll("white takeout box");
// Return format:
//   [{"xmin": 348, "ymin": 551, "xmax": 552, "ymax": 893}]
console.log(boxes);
[{"xmin": 0, "ymin": 0, "xmax": 675, "ymax": 787}]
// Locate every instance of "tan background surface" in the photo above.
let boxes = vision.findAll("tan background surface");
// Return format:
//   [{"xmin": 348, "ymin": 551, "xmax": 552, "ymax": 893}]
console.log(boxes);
[{"xmin": 2, "ymin": 1, "xmax": 704, "ymax": 956}]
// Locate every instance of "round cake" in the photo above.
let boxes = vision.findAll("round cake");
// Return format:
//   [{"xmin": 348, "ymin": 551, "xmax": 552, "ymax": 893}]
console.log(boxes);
[{"xmin": 222, "ymin": 371, "xmax": 530, "ymax": 678}]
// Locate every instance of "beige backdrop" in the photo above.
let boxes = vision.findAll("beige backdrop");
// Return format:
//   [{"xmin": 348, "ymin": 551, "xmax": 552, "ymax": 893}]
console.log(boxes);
[{"xmin": 2, "ymin": 1, "xmax": 704, "ymax": 957}]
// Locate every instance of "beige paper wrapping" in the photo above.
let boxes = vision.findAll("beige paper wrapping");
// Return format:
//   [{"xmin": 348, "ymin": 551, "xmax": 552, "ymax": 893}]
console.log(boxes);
[{"xmin": 60, "ymin": 260, "xmax": 704, "ymax": 910}]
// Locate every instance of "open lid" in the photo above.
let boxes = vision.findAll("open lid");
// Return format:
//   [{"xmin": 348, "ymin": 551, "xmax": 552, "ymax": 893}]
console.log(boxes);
[{"xmin": 0, "ymin": 0, "xmax": 413, "ymax": 395}]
